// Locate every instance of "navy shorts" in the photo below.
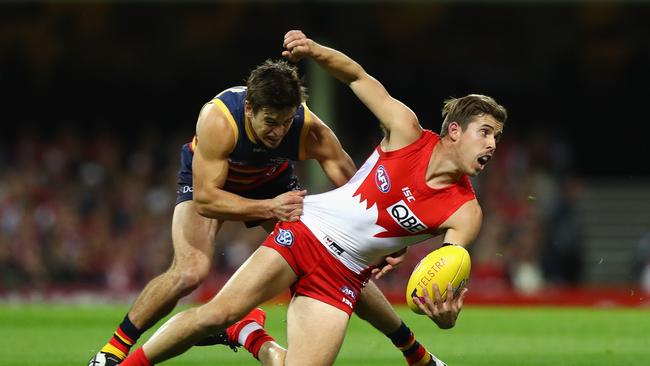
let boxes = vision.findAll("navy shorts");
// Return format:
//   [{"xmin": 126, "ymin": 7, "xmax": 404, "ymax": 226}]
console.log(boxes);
[{"xmin": 175, "ymin": 143, "xmax": 303, "ymax": 227}]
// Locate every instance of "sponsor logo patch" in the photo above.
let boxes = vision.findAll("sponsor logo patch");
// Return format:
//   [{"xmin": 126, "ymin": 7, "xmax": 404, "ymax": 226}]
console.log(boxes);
[
  {"xmin": 340, "ymin": 286, "xmax": 357, "ymax": 300},
  {"xmin": 178, "ymin": 185, "xmax": 193, "ymax": 194},
  {"xmin": 402, "ymin": 187, "xmax": 415, "ymax": 202},
  {"xmin": 387, "ymin": 200, "xmax": 428, "ymax": 233},
  {"xmin": 375, "ymin": 165, "xmax": 391, "ymax": 193},
  {"xmin": 340, "ymin": 288, "xmax": 355, "ymax": 308},
  {"xmin": 324, "ymin": 235, "xmax": 345, "ymax": 255},
  {"xmin": 274, "ymin": 228, "xmax": 294, "ymax": 246}
]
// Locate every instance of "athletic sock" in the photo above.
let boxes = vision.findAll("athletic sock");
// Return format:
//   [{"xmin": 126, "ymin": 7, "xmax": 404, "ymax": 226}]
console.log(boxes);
[
  {"xmin": 121, "ymin": 347, "xmax": 152, "ymax": 366},
  {"xmin": 100, "ymin": 314, "xmax": 142, "ymax": 360},
  {"xmin": 237, "ymin": 322, "xmax": 274, "ymax": 360},
  {"xmin": 387, "ymin": 322, "xmax": 432, "ymax": 366}
]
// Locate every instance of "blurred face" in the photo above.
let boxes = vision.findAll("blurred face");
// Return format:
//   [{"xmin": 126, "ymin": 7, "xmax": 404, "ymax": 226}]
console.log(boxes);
[
  {"xmin": 452, "ymin": 114, "xmax": 504, "ymax": 176},
  {"xmin": 246, "ymin": 103, "xmax": 297, "ymax": 149}
]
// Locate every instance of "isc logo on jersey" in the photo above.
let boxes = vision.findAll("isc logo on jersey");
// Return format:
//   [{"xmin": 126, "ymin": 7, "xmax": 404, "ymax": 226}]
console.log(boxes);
[
  {"xmin": 375, "ymin": 165, "xmax": 391, "ymax": 193},
  {"xmin": 274, "ymin": 228, "xmax": 294, "ymax": 247},
  {"xmin": 387, "ymin": 200, "xmax": 428, "ymax": 233}
]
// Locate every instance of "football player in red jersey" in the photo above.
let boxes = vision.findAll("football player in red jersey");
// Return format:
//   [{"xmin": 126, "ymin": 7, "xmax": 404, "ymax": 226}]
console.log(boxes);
[
  {"xmin": 120, "ymin": 30, "xmax": 505, "ymax": 366},
  {"xmin": 89, "ymin": 59, "xmax": 443, "ymax": 366}
]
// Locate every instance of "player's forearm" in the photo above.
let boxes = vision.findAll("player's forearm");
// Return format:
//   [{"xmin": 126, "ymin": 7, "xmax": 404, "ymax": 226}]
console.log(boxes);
[
  {"xmin": 309, "ymin": 42, "xmax": 365, "ymax": 85},
  {"xmin": 322, "ymin": 158, "xmax": 356, "ymax": 188},
  {"xmin": 194, "ymin": 190, "xmax": 273, "ymax": 221}
]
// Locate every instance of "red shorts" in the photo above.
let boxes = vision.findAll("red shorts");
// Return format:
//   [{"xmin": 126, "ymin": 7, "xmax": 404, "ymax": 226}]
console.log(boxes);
[{"xmin": 262, "ymin": 221, "xmax": 367, "ymax": 316}]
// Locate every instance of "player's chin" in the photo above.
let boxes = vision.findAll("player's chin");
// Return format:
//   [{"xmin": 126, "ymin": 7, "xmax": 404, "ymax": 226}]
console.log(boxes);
[
  {"xmin": 465, "ymin": 167, "xmax": 481, "ymax": 177},
  {"xmin": 468, "ymin": 162, "xmax": 487, "ymax": 176},
  {"xmin": 262, "ymin": 139, "xmax": 281, "ymax": 149}
]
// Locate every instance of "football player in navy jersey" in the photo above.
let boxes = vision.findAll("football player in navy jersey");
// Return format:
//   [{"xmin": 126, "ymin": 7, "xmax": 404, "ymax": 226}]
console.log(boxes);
[{"xmin": 89, "ymin": 59, "xmax": 446, "ymax": 366}]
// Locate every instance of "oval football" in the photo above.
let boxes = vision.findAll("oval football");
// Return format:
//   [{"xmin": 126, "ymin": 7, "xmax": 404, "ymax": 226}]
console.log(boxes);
[{"xmin": 405, "ymin": 245, "xmax": 471, "ymax": 314}]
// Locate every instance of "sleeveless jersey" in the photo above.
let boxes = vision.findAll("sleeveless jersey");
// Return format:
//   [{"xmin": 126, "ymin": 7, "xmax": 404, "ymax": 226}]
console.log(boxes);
[
  {"xmin": 191, "ymin": 86, "xmax": 311, "ymax": 192},
  {"xmin": 300, "ymin": 130, "xmax": 476, "ymax": 274}
]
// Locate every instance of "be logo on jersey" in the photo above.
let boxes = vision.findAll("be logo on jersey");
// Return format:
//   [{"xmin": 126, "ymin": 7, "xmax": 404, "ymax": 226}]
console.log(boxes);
[
  {"xmin": 375, "ymin": 165, "xmax": 391, "ymax": 193},
  {"xmin": 274, "ymin": 228, "xmax": 294, "ymax": 247},
  {"xmin": 387, "ymin": 200, "xmax": 428, "ymax": 233}
]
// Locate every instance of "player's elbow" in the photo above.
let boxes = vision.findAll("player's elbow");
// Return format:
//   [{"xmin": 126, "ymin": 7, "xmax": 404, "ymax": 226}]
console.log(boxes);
[
  {"xmin": 348, "ymin": 70, "xmax": 370, "ymax": 88},
  {"xmin": 322, "ymin": 160, "xmax": 355, "ymax": 187},
  {"xmin": 193, "ymin": 192, "xmax": 221, "ymax": 219},
  {"xmin": 194, "ymin": 201, "xmax": 212, "ymax": 218}
]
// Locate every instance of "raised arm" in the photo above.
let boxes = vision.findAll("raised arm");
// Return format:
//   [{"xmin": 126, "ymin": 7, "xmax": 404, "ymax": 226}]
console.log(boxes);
[
  {"xmin": 283, "ymin": 30, "xmax": 422, "ymax": 150},
  {"xmin": 299, "ymin": 110, "xmax": 356, "ymax": 187},
  {"xmin": 192, "ymin": 103, "xmax": 305, "ymax": 222}
]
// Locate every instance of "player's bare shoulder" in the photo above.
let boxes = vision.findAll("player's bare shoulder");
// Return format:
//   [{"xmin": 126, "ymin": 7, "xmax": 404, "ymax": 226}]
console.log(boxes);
[
  {"xmin": 195, "ymin": 102, "xmax": 237, "ymax": 156},
  {"xmin": 380, "ymin": 104, "xmax": 424, "ymax": 152}
]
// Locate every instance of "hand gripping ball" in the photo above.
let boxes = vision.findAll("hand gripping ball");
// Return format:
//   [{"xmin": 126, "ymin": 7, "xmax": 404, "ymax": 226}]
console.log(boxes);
[{"xmin": 405, "ymin": 245, "xmax": 471, "ymax": 314}]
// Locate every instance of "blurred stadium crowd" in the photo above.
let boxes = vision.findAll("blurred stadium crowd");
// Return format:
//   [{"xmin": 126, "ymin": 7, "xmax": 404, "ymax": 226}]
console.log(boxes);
[
  {"xmin": 2, "ymin": 2, "xmax": 650, "ymax": 301},
  {"xmin": 0, "ymin": 128, "xmax": 587, "ymax": 299}
]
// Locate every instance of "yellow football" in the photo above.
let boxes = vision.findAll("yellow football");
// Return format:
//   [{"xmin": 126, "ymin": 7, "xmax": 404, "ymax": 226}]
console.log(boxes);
[{"xmin": 405, "ymin": 245, "xmax": 471, "ymax": 314}]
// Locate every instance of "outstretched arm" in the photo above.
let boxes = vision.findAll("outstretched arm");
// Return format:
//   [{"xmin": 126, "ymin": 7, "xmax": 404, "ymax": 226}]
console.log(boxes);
[
  {"xmin": 283, "ymin": 30, "xmax": 422, "ymax": 151},
  {"xmin": 192, "ymin": 103, "xmax": 305, "ymax": 222}
]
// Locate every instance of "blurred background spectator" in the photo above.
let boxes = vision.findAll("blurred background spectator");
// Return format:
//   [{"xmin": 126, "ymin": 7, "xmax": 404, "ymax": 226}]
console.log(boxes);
[{"xmin": 1, "ymin": 1, "xmax": 649, "ymax": 302}]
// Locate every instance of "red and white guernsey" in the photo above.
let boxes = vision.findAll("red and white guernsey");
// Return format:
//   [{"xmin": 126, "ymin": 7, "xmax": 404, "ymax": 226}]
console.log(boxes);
[{"xmin": 301, "ymin": 130, "xmax": 476, "ymax": 274}]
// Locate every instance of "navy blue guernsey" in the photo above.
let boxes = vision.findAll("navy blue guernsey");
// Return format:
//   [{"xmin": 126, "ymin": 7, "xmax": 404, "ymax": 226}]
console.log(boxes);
[{"xmin": 191, "ymin": 86, "xmax": 310, "ymax": 193}]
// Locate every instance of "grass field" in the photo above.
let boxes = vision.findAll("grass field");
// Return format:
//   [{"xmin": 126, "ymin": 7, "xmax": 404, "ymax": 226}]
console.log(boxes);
[{"xmin": 1, "ymin": 303, "xmax": 649, "ymax": 365}]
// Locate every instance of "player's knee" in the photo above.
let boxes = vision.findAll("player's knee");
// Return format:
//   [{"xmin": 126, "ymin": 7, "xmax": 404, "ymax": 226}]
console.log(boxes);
[{"xmin": 168, "ymin": 264, "xmax": 210, "ymax": 294}]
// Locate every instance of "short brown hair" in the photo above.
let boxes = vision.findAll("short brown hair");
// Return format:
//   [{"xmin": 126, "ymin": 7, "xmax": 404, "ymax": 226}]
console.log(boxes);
[
  {"xmin": 440, "ymin": 94, "xmax": 507, "ymax": 137},
  {"xmin": 246, "ymin": 59, "xmax": 307, "ymax": 113}
]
